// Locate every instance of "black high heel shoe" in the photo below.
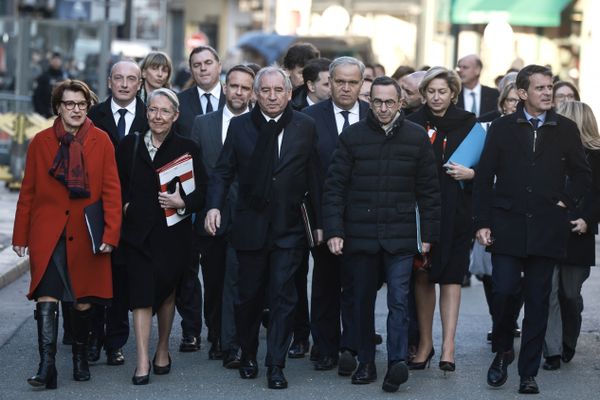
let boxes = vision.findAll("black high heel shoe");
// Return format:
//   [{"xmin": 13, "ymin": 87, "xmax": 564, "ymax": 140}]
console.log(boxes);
[
  {"xmin": 439, "ymin": 360, "xmax": 456, "ymax": 376},
  {"xmin": 132, "ymin": 362, "xmax": 151, "ymax": 385},
  {"xmin": 153, "ymin": 353, "xmax": 171, "ymax": 375},
  {"xmin": 407, "ymin": 348, "xmax": 435, "ymax": 370}
]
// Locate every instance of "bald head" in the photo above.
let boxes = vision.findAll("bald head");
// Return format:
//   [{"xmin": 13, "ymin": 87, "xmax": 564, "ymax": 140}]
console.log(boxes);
[
  {"xmin": 400, "ymin": 71, "xmax": 426, "ymax": 111},
  {"xmin": 457, "ymin": 54, "xmax": 482, "ymax": 89},
  {"xmin": 108, "ymin": 60, "xmax": 142, "ymax": 107}
]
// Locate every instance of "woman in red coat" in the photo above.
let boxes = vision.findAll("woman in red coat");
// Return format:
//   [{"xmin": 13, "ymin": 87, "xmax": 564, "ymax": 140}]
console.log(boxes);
[{"xmin": 12, "ymin": 80, "xmax": 122, "ymax": 389}]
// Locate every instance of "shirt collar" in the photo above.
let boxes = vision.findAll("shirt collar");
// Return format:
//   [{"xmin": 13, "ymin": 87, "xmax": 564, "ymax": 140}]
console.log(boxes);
[
  {"xmin": 306, "ymin": 96, "xmax": 315, "ymax": 106},
  {"xmin": 332, "ymin": 100, "xmax": 360, "ymax": 115},
  {"xmin": 464, "ymin": 83, "xmax": 481, "ymax": 96},
  {"xmin": 523, "ymin": 108, "xmax": 547, "ymax": 125},
  {"xmin": 111, "ymin": 97, "xmax": 137, "ymax": 115},
  {"xmin": 223, "ymin": 104, "xmax": 249, "ymax": 120},
  {"xmin": 197, "ymin": 82, "xmax": 222, "ymax": 99}
]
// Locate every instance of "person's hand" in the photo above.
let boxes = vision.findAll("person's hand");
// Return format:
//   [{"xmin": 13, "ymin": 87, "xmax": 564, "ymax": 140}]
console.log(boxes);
[
  {"xmin": 557, "ymin": 200, "xmax": 567, "ymax": 208},
  {"xmin": 570, "ymin": 218, "xmax": 588, "ymax": 235},
  {"xmin": 476, "ymin": 228, "xmax": 494, "ymax": 246},
  {"xmin": 327, "ymin": 237, "xmax": 344, "ymax": 255},
  {"xmin": 158, "ymin": 182, "xmax": 185, "ymax": 209},
  {"xmin": 13, "ymin": 246, "xmax": 28, "ymax": 257},
  {"xmin": 313, "ymin": 229, "xmax": 324, "ymax": 246},
  {"xmin": 444, "ymin": 161, "xmax": 475, "ymax": 181},
  {"xmin": 98, "ymin": 243, "xmax": 114, "ymax": 253},
  {"xmin": 421, "ymin": 242, "xmax": 431, "ymax": 253},
  {"xmin": 205, "ymin": 209, "xmax": 221, "ymax": 236}
]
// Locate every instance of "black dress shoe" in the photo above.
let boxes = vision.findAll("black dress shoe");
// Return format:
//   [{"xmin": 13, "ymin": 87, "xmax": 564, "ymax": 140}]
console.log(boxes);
[
  {"xmin": 382, "ymin": 361, "xmax": 408, "ymax": 392},
  {"xmin": 309, "ymin": 345, "xmax": 319, "ymax": 361},
  {"xmin": 106, "ymin": 348, "xmax": 125, "ymax": 366},
  {"xmin": 288, "ymin": 339, "xmax": 309, "ymax": 358},
  {"xmin": 487, "ymin": 350, "xmax": 514, "ymax": 387},
  {"xmin": 562, "ymin": 346, "xmax": 575, "ymax": 363},
  {"xmin": 239, "ymin": 359, "xmax": 258, "ymax": 379},
  {"xmin": 351, "ymin": 362, "xmax": 377, "ymax": 384},
  {"xmin": 223, "ymin": 348, "xmax": 241, "ymax": 369},
  {"xmin": 338, "ymin": 350, "xmax": 357, "ymax": 376},
  {"xmin": 374, "ymin": 333, "xmax": 383, "ymax": 345},
  {"xmin": 267, "ymin": 366, "xmax": 288, "ymax": 389},
  {"xmin": 261, "ymin": 309, "xmax": 270, "ymax": 329},
  {"xmin": 87, "ymin": 336, "xmax": 102, "ymax": 362},
  {"xmin": 208, "ymin": 342, "xmax": 223, "ymax": 360},
  {"xmin": 314, "ymin": 355, "xmax": 338, "ymax": 371},
  {"xmin": 152, "ymin": 353, "xmax": 171, "ymax": 375},
  {"xmin": 179, "ymin": 335, "xmax": 200, "ymax": 352},
  {"xmin": 519, "ymin": 376, "xmax": 540, "ymax": 394},
  {"xmin": 542, "ymin": 355, "xmax": 560, "ymax": 371},
  {"xmin": 132, "ymin": 362, "xmax": 151, "ymax": 385}
]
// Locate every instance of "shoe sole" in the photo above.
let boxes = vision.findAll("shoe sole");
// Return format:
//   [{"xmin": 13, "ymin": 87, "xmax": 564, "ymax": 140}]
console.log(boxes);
[
  {"xmin": 179, "ymin": 347, "xmax": 199, "ymax": 353},
  {"xmin": 338, "ymin": 352, "xmax": 357, "ymax": 376},
  {"xmin": 287, "ymin": 353, "xmax": 306, "ymax": 359},
  {"xmin": 382, "ymin": 363, "xmax": 409, "ymax": 392}
]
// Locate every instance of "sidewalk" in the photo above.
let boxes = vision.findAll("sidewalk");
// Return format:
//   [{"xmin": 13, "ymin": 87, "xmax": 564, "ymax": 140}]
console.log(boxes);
[{"xmin": 0, "ymin": 185, "xmax": 26, "ymax": 289}]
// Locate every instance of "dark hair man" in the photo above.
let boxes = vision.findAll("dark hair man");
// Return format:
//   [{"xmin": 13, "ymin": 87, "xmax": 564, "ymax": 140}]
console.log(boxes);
[
  {"xmin": 282, "ymin": 42, "xmax": 320, "ymax": 89},
  {"xmin": 473, "ymin": 64, "xmax": 591, "ymax": 395},
  {"xmin": 290, "ymin": 57, "xmax": 331, "ymax": 110},
  {"xmin": 456, "ymin": 54, "xmax": 499, "ymax": 117}
]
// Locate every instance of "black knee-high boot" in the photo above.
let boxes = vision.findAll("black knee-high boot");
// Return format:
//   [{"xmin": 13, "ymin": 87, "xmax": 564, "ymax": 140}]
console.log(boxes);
[
  {"xmin": 27, "ymin": 302, "xmax": 59, "ymax": 389},
  {"xmin": 71, "ymin": 307, "xmax": 92, "ymax": 381}
]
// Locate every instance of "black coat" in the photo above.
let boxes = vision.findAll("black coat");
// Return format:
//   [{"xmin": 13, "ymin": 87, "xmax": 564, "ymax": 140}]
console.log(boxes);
[
  {"xmin": 206, "ymin": 110, "xmax": 322, "ymax": 251},
  {"xmin": 322, "ymin": 110, "xmax": 441, "ymax": 254},
  {"xmin": 175, "ymin": 86, "xmax": 226, "ymax": 138},
  {"xmin": 457, "ymin": 85, "xmax": 499, "ymax": 117},
  {"xmin": 473, "ymin": 104, "xmax": 591, "ymax": 259},
  {"xmin": 291, "ymin": 85, "xmax": 310, "ymax": 111},
  {"xmin": 87, "ymin": 96, "xmax": 149, "ymax": 148}
]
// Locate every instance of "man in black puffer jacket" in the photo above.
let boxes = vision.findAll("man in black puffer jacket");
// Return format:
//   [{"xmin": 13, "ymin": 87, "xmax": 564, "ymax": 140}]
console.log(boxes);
[{"xmin": 322, "ymin": 76, "xmax": 441, "ymax": 392}]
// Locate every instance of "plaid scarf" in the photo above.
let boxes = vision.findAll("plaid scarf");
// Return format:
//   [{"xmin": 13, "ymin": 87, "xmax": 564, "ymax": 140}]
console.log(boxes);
[{"xmin": 48, "ymin": 116, "xmax": 92, "ymax": 198}]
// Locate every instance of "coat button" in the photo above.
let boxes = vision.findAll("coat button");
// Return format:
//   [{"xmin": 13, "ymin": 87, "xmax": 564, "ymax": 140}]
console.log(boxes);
[
  {"xmin": 272, "ymin": 177, "xmax": 276, "ymax": 181},
  {"xmin": 526, "ymin": 213, "xmax": 532, "ymax": 218},
  {"xmin": 65, "ymin": 210, "xmax": 69, "ymax": 215},
  {"xmin": 68, "ymin": 236, "xmax": 74, "ymax": 241},
  {"xmin": 526, "ymin": 186, "xmax": 532, "ymax": 193}
]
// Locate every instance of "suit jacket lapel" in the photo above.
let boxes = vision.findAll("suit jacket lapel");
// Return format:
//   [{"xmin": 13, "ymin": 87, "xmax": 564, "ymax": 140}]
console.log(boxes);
[
  {"xmin": 323, "ymin": 100, "xmax": 339, "ymax": 145},
  {"xmin": 207, "ymin": 111, "xmax": 224, "ymax": 164},
  {"xmin": 130, "ymin": 98, "xmax": 147, "ymax": 136},
  {"xmin": 99, "ymin": 100, "xmax": 119, "ymax": 142},
  {"xmin": 275, "ymin": 119, "xmax": 295, "ymax": 173}
]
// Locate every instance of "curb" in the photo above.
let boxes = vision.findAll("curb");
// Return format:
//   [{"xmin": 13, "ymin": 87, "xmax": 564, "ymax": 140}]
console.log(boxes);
[{"xmin": 0, "ymin": 246, "xmax": 29, "ymax": 289}]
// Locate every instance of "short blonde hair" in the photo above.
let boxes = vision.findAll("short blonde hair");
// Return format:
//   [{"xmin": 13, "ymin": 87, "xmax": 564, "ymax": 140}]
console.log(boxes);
[
  {"xmin": 419, "ymin": 66, "xmax": 461, "ymax": 104},
  {"xmin": 140, "ymin": 51, "xmax": 173, "ymax": 88},
  {"xmin": 556, "ymin": 101, "xmax": 600, "ymax": 150}
]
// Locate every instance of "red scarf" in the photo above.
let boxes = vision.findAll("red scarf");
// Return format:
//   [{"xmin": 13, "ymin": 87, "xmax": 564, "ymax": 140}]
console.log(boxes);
[{"xmin": 49, "ymin": 116, "xmax": 92, "ymax": 198}]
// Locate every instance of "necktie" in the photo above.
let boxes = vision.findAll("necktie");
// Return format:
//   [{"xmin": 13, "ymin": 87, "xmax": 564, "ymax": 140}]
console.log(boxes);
[
  {"xmin": 529, "ymin": 118, "xmax": 539, "ymax": 151},
  {"xmin": 117, "ymin": 108, "xmax": 127, "ymax": 139},
  {"xmin": 204, "ymin": 93, "xmax": 213, "ymax": 113},
  {"xmin": 340, "ymin": 110, "xmax": 350, "ymax": 132},
  {"xmin": 470, "ymin": 92, "xmax": 478, "ymax": 116}
]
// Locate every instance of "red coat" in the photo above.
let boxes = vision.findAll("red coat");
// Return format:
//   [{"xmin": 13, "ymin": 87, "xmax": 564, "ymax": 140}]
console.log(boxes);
[{"xmin": 12, "ymin": 122, "xmax": 122, "ymax": 300}]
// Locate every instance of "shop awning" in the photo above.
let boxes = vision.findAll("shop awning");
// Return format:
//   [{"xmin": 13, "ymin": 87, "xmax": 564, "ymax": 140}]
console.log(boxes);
[{"xmin": 451, "ymin": 0, "xmax": 572, "ymax": 27}]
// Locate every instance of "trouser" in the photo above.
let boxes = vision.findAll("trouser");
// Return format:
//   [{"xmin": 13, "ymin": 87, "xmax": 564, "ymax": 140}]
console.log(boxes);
[
  {"xmin": 543, "ymin": 264, "xmax": 590, "ymax": 357},
  {"xmin": 482, "ymin": 274, "xmax": 523, "ymax": 330},
  {"xmin": 235, "ymin": 246, "xmax": 305, "ymax": 367},
  {"xmin": 290, "ymin": 251, "xmax": 311, "ymax": 343},
  {"xmin": 491, "ymin": 254, "xmax": 554, "ymax": 378},
  {"xmin": 344, "ymin": 251, "xmax": 413, "ymax": 363},
  {"xmin": 221, "ymin": 245, "xmax": 240, "ymax": 351},
  {"xmin": 176, "ymin": 236, "xmax": 203, "ymax": 338},
  {"xmin": 198, "ymin": 235, "xmax": 227, "ymax": 343}
]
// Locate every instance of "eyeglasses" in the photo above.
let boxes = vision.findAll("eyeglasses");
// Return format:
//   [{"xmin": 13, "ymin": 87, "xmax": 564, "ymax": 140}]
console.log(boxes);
[
  {"xmin": 61, "ymin": 101, "xmax": 88, "ymax": 110},
  {"xmin": 111, "ymin": 75, "xmax": 140, "ymax": 83},
  {"xmin": 148, "ymin": 106, "xmax": 175, "ymax": 117},
  {"xmin": 371, "ymin": 99, "xmax": 398, "ymax": 108}
]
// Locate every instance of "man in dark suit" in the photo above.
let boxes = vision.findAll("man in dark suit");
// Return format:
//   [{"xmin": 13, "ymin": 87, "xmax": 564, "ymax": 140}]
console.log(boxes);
[
  {"xmin": 205, "ymin": 66, "xmax": 321, "ymax": 389},
  {"xmin": 456, "ymin": 54, "xmax": 499, "ymax": 118},
  {"xmin": 190, "ymin": 65, "xmax": 255, "ymax": 366},
  {"xmin": 175, "ymin": 45, "xmax": 226, "ymax": 138},
  {"xmin": 303, "ymin": 56, "xmax": 369, "ymax": 374},
  {"xmin": 473, "ymin": 64, "xmax": 591, "ymax": 395},
  {"xmin": 174, "ymin": 45, "xmax": 226, "ymax": 353},
  {"xmin": 87, "ymin": 60, "xmax": 148, "ymax": 365},
  {"xmin": 290, "ymin": 57, "xmax": 331, "ymax": 111}
]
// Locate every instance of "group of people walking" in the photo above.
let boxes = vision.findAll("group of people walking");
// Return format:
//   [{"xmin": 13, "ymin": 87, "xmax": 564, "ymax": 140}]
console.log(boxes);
[{"xmin": 12, "ymin": 42, "xmax": 599, "ymax": 396}]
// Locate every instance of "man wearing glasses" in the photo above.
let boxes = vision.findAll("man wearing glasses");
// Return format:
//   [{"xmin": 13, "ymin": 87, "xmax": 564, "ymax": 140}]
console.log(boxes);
[{"xmin": 322, "ymin": 76, "xmax": 440, "ymax": 391}]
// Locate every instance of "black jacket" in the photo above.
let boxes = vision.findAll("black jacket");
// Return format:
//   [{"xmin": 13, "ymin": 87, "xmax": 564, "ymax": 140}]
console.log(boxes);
[
  {"xmin": 291, "ymin": 85, "xmax": 310, "ymax": 111},
  {"xmin": 175, "ymin": 86, "xmax": 226, "ymax": 138},
  {"xmin": 322, "ymin": 110, "xmax": 441, "ymax": 255},
  {"xmin": 206, "ymin": 110, "xmax": 322, "ymax": 251},
  {"xmin": 473, "ymin": 104, "xmax": 591, "ymax": 259},
  {"xmin": 87, "ymin": 96, "xmax": 148, "ymax": 148}
]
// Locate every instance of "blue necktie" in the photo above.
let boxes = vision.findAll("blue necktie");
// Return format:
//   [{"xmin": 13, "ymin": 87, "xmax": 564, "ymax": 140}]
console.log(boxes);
[
  {"xmin": 340, "ymin": 110, "xmax": 350, "ymax": 132},
  {"xmin": 117, "ymin": 108, "xmax": 127, "ymax": 140}
]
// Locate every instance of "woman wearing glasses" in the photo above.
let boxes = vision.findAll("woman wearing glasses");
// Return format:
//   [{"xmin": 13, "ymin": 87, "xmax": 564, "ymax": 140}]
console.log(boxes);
[
  {"xmin": 13, "ymin": 79, "xmax": 122, "ymax": 389},
  {"xmin": 116, "ymin": 88, "xmax": 207, "ymax": 385},
  {"xmin": 406, "ymin": 67, "xmax": 479, "ymax": 373}
]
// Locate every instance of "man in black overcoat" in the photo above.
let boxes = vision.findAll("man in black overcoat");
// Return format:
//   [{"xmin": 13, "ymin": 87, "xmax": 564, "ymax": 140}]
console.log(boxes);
[
  {"xmin": 473, "ymin": 64, "xmax": 591, "ymax": 395},
  {"xmin": 204, "ymin": 66, "xmax": 321, "ymax": 390}
]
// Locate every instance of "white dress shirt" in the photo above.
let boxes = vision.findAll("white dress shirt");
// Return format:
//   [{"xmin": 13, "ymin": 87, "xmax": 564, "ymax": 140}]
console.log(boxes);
[
  {"xmin": 197, "ymin": 82, "xmax": 222, "ymax": 114},
  {"xmin": 333, "ymin": 101, "xmax": 360, "ymax": 134},
  {"xmin": 222, "ymin": 105, "xmax": 249, "ymax": 144},
  {"xmin": 463, "ymin": 84, "xmax": 482, "ymax": 116},
  {"xmin": 110, "ymin": 97, "xmax": 137, "ymax": 136}
]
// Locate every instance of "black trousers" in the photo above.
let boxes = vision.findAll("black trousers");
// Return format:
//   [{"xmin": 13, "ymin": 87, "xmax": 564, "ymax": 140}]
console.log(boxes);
[
  {"xmin": 176, "ymin": 232, "xmax": 203, "ymax": 338},
  {"xmin": 236, "ymin": 246, "xmax": 304, "ymax": 367},
  {"xmin": 310, "ymin": 244, "xmax": 355, "ymax": 357},
  {"xmin": 198, "ymin": 235, "xmax": 227, "ymax": 343},
  {"xmin": 291, "ymin": 251, "xmax": 311, "ymax": 343},
  {"xmin": 491, "ymin": 254, "xmax": 554, "ymax": 378},
  {"xmin": 221, "ymin": 245, "xmax": 240, "ymax": 351}
]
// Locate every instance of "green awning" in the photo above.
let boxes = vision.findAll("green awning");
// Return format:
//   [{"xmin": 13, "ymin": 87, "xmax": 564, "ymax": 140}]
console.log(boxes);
[{"xmin": 451, "ymin": 0, "xmax": 571, "ymax": 27}]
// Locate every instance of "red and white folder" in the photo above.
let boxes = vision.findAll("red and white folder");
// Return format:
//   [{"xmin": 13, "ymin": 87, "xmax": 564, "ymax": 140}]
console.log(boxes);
[{"xmin": 156, "ymin": 153, "xmax": 195, "ymax": 226}]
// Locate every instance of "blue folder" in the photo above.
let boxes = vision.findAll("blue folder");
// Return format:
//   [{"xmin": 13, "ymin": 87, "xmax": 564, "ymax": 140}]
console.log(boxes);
[{"xmin": 447, "ymin": 123, "xmax": 487, "ymax": 168}]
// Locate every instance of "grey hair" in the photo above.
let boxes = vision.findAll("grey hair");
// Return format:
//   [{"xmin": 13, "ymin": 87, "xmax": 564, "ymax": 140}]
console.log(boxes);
[
  {"xmin": 329, "ymin": 56, "xmax": 365, "ymax": 79},
  {"xmin": 147, "ymin": 87, "xmax": 179, "ymax": 112},
  {"xmin": 253, "ymin": 65, "xmax": 292, "ymax": 93}
]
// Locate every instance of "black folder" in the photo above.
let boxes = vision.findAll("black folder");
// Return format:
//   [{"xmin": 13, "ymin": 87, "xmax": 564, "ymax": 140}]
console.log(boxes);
[
  {"xmin": 300, "ymin": 194, "xmax": 316, "ymax": 248},
  {"xmin": 84, "ymin": 200, "xmax": 104, "ymax": 254}
]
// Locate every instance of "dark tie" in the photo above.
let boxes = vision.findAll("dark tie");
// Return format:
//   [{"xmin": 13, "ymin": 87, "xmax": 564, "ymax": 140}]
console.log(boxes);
[
  {"xmin": 340, "ymin": 110, "xmax": 350, "ymax": 132},
  {"xmin": 529, "ymin": 118, "xmax": 539, "ymax": 151},
  {"xmin": 470, "ymin": 92, "xmax": 478, "ymax": 116},
  {"xmin": 204, "ymin": 93, "xmax": 213, "ymax": 113},
  {"xmin": 117, "ymin": 108, "xmax": 127, "ymax": 139}
]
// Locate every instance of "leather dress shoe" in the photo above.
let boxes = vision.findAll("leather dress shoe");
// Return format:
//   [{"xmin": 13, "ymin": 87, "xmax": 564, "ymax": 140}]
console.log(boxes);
[
  {"xmin": 562, "ymin": 346, "xmax": 575, "ymax": 363},
  {"xmin": 382, "ymin": 361, "xmax": 409, "ymax": 393},
  {"xmin": 179, "ymin": 335, "xmax": 200, "ymax": 352},
  {"xmin": 374, "ymin": 333, "xmax": 383, "ymax": 345},
  {"xmin": 338, "ymin": 350, "xmax": 358, "ymax": 376},
  {"xmin": 351, "ymin": 362, "xmax": 377, "ymax": 384},
  {"xmin": 309, "ymin": 345, "xmax": 319, "ymax": 362},
  {"xmin": 261, "ymin": 309, "xmax": 270, "ymax": 329},
  {"xmin": 542, "ymin": 355, "xmax": 560, "ymax": 371},
  {"xmin": 239, "ymin": 358, "xmax": 258, "ymax": 379},
  {"xmin": 106, "ymin": 348, "xmax": 125, "ymax": 366},
  {"xmin": 314, "ymin": 355, "xmax": 338, "ymax": 371},
  {"xmin": 288, "ymin": 339, "xmax": 309, "ymax": 358},
  {"xmin": 208, "ymin": 342, "xmax": 223, "ymax": 360},
  {"xmin": 87, "ymin": 336, "xmax": 102, "ymax": 362},
  {"xmin": 222, "ymin": 348, "xmax": 241, "ymax": 369},
  {"xmin": 519, "ymin": 376, "xmax": 540, "ymax": 394},
  {"xmin": 487, "ymin": 350, "xmax": 514, "ymax": 387},
  {"xmin": 267, "ymin": 366, "xmax": 288, "ymax": 389},
  {"xmin": 131, "ymin": 362, "xmax": 151, "ymax": 385},
  {"xmin": 152, "ymin": 353, "xmax": 171, "ymax": 375}
]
